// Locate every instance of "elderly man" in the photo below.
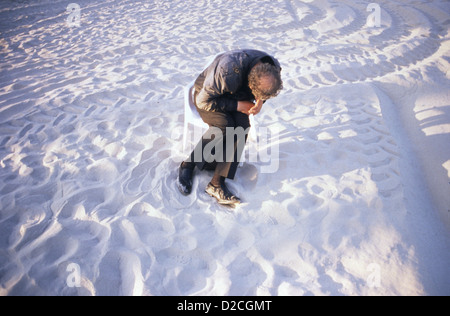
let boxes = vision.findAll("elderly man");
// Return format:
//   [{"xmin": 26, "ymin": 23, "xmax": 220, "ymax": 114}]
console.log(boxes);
[{"xmin": 178, "ymin": 49, "xmax": 283, "ymax": 207}]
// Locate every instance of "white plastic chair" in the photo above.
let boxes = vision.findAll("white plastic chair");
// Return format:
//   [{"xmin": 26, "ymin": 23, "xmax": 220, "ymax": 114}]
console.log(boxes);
[{"xmin": 183, "ymin": 80, "xmax": 208, "ymax": 153}]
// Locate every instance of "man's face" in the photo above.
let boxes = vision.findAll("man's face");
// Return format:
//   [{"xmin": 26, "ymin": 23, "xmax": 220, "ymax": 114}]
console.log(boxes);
[
  {"xmin": 259, "ymin": 76, "xmax": 274, "ymax": 99},
  {"xmin": 252, "ymin": 75, "xmax": 275, "ymax": 101}
]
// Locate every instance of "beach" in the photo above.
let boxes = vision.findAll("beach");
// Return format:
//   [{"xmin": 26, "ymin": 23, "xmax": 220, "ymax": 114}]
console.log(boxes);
[{"xmin": 0, "ymin": 0, "xmax": 449, "ymax": 296}]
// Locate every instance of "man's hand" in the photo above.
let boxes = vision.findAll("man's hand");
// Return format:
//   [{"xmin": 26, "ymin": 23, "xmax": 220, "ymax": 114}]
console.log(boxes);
[
  {"xmin": 238, "ymin": 100, "xmax": 264, "ymax": 116},
  {"xmin": 249, "ymin": 100, "xmax": 263, "ymax": 115},
  {"xmin": 237, "ymin": 101, "xmax": 255, "ymax": 115}
]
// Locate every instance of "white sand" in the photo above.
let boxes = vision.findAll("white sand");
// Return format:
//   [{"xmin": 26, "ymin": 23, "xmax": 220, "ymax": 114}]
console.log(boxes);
[{"xmin": 0, "ymin": 0, "xmax": 449, "ymax": 296}]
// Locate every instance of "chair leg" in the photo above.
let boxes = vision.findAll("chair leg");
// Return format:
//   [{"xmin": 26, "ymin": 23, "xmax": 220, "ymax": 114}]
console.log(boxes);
[{"xmin": 183, "ymin": 121, "xmax": 189, "ymax": 153}]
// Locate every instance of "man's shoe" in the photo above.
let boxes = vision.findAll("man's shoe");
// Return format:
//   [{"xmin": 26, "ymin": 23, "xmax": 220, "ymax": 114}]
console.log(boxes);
[
  {"xmin": 177, "ymin": 163, "xmax": 194, "ymax": 196},
  {"xmin": 206, "ymin": 182, "xmax": 241, "ymax": 207}
]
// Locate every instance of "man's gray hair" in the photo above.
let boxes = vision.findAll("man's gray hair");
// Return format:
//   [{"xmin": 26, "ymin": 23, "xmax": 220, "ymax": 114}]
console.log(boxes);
[{"xmin": 248, "ymin": 63, "xmax": 283, "ymax": 101}]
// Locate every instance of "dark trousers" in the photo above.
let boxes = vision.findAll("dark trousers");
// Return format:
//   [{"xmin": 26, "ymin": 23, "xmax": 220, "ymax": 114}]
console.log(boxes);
[{"xmin": 188, "ymin": 108, "xmax": 250, "ymax": 180}]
